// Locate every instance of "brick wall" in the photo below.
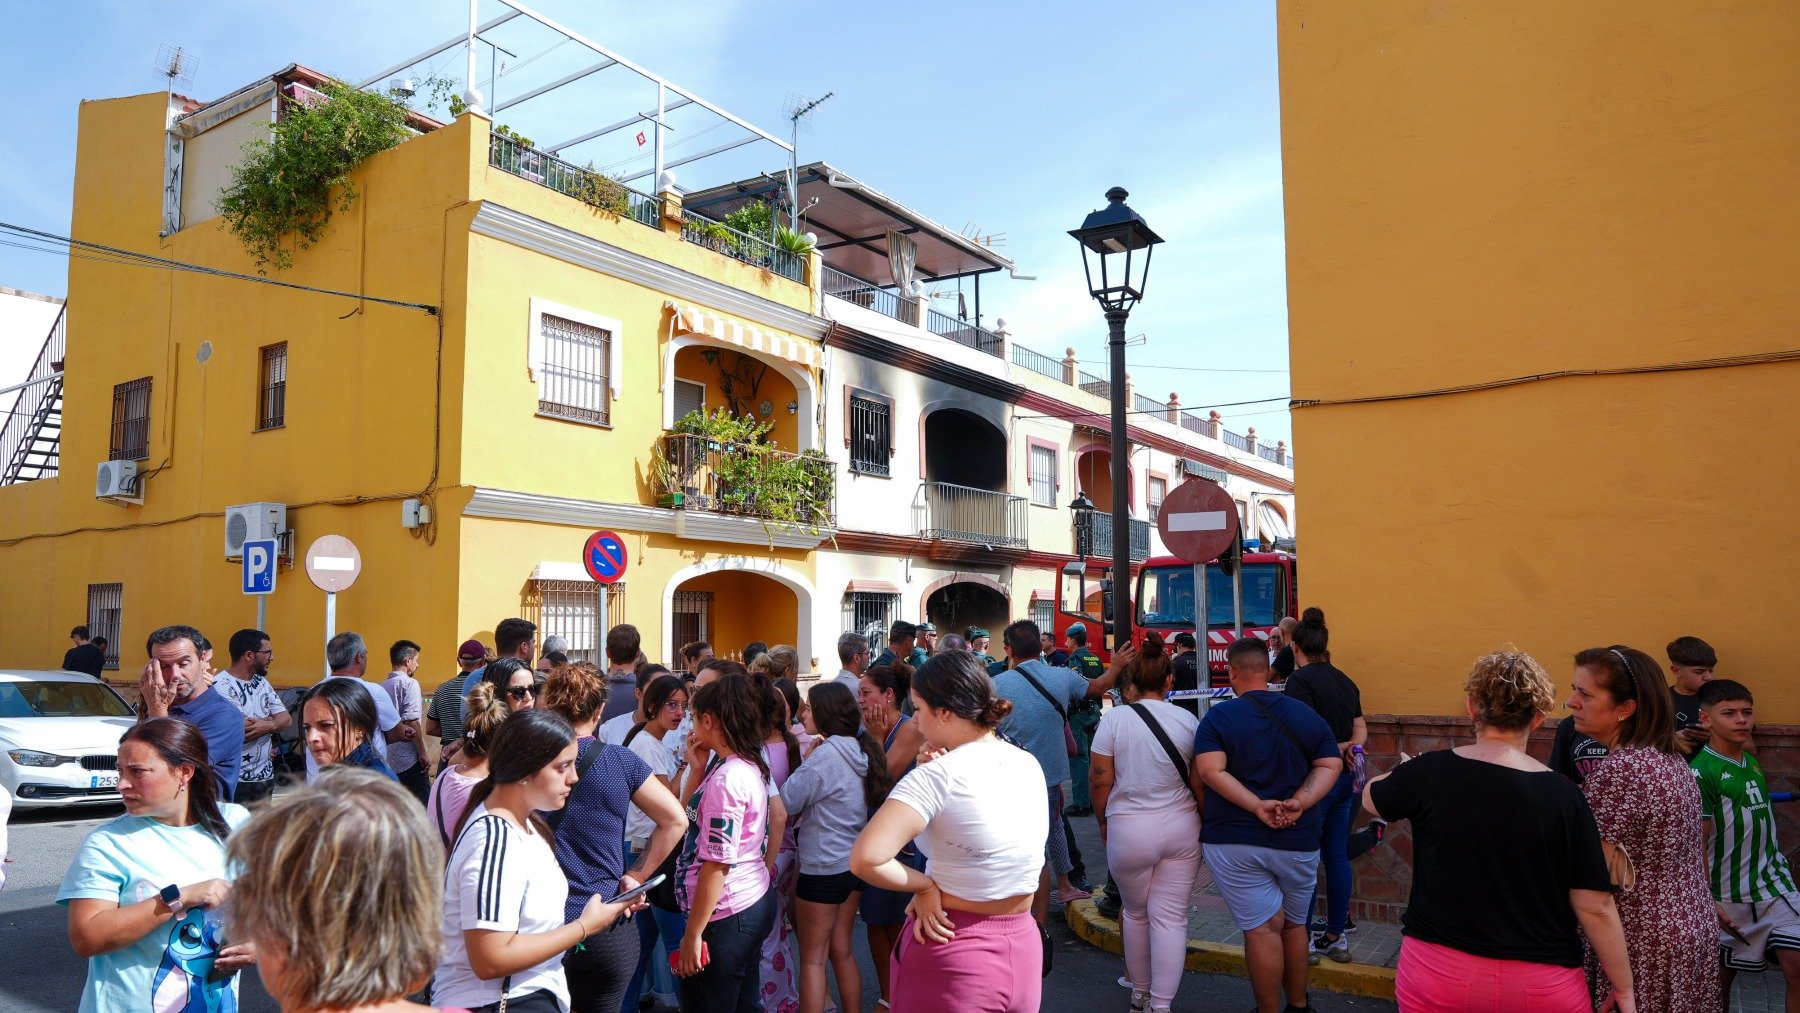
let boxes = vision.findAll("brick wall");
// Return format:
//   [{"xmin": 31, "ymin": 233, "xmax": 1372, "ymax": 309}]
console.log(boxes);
[{"xmin": 1348, "ymin": 715, "xmax": 1800, "ymax": 924}]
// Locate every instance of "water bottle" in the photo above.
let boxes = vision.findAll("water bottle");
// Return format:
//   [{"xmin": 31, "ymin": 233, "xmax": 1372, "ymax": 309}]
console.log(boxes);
[{"xmin": 1349, "ymin": 744, "xmax": 1368, "ymax": 794}]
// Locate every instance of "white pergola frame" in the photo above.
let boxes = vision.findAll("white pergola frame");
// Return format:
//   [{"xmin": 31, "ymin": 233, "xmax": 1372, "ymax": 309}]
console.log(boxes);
[{"xmin": 358, "ymin": 0, "xmax": 794, "ymax": 194}]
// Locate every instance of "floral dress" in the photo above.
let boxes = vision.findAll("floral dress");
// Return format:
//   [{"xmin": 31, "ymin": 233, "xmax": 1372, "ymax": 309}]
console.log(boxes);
[
  {"xmin": 759, "ymin": 740, "xmax": 800, "ymax": 1013},
  {"xmin": 1582, "ymin": 746, "xmax": 1720, "ymax": 1012}
]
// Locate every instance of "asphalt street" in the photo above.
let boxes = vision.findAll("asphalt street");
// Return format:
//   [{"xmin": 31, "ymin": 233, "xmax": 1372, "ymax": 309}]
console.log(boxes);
[{"xmin": 5, "ymin": 800, "xmax": 1397, "ymax": 1012}]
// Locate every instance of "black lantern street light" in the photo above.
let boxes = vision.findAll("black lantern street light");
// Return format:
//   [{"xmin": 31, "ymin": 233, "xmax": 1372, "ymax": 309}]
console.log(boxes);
[{"xmin": 1070, "ymin": 187, "xmax": 1163, "ymax": 654}]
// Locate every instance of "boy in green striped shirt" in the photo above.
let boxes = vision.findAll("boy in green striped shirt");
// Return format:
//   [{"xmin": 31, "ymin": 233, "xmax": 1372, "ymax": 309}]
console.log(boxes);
[{"xmin": 1691, "ymin": 678, "xmax": 1800, "ymax": 1003}]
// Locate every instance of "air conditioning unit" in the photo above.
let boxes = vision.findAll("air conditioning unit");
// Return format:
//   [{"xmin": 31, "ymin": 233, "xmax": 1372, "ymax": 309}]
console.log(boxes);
[
  {"xmin": 95, "ymin": 460, "xmax": 141, "ymax": 504},
  {"xmin": 224, "ymin": 502, "xmax": 288, "ymax": 559}
]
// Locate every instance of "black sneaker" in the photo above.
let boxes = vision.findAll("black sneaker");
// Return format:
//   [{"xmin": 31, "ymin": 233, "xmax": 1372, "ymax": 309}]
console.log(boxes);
[{"xmin": 1095, "ymin": 880, "xmax": 1122, "ymax": 920}]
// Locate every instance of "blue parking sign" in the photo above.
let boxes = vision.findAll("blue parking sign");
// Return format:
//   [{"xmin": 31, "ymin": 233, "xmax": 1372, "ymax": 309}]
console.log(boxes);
[{"xmin": 242, "ymin": 538, "xmax": 278, "ymax": 595}]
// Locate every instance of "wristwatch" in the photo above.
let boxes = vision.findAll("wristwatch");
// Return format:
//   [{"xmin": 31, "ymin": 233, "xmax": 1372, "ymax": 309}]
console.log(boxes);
[{"xmin": 160, "ymin": 884, "xmax": 184, "ymax": 915}]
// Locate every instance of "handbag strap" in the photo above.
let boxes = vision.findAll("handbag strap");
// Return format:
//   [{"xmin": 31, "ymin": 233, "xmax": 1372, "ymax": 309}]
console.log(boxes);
[
  {"xmin": 430, "ymin": 769, "xmax": 452, "ymax": 847},
  {"xmin": 547, "ymin": 739, "xmax": 605, "ymax": 833},
  {"xmin": 1242, "ymin": 692, "xmax": 1312, "ymax": 764},
  {"xmin": 1015, "ymin": 667, "xmax": 1068, "ymax": 722},
  {"xmin": 1128, "ymin": 703, "xmax": 1201, "ymax": 805}
]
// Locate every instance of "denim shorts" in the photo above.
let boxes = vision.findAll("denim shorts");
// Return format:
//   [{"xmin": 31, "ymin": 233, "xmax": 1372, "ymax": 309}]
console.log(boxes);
[{"xmin": 1202, "ymin": 842, "xmax": 1319, "ymax": 931}]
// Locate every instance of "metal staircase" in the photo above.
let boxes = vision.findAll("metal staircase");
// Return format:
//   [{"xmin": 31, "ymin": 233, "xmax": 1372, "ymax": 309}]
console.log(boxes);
[{"xmin": 1, "ymin": 305, "xmax": 67, "ymax": 485}]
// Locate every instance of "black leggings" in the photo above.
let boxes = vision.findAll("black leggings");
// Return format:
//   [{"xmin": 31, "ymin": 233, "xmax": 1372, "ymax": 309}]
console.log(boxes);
[{"xmin": 564, "ymin": 916, "xmax": 641, "ymax": 1013}]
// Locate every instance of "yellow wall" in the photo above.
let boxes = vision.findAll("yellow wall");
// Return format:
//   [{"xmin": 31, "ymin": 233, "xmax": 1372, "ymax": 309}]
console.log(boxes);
[
  {"xmin": 1278, "ymin": 2, "xmax": 1800, "ymax": 719},
  {"xmin": 678, "ymin": 570, "xmax": 799, "ymax": 661},
  {"xmin": 671, "ymin": 346, "xmax": 800, "ymax": 450}
]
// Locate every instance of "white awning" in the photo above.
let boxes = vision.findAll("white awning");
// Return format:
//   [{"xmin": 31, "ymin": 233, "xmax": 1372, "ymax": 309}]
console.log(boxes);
[
  {"xmin": 1257, "ymin": 501, "xmax": 1292, "ymax": 542},
  {"xmin": 666, "ymin": 300, "xmax": 822, "ymax": 369}
]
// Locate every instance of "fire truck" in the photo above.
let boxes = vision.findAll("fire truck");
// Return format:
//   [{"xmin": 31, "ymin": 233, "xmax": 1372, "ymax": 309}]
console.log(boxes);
[{"xmin": 1054, "ymin": 550, "xmax": 1298, "ymax": 685}]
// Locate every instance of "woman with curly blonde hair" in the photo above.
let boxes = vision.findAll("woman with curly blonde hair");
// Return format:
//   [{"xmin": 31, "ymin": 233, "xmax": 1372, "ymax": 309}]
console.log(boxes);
[{"xmin": 1361, "ymin": 649, "xmax": 1638, "ymax": 1013}]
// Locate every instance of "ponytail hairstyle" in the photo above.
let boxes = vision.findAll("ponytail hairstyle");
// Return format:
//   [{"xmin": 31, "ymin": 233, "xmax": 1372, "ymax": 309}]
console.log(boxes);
[
  {"xmin": 912, "ymin": 650, "xmax": 1012, "ymax": 729},
  {"xmin": 453, "ymin": 708, "xmax": 576, "ymax": 841},
  {"xmin": 1293, "ymin": 608, "xmax": 1329, "ymax": 662},
  {"xmin": 760, "ymin": 679, "xmax": 802, "ymax": 772},
  {"xmin": 750, "ymin": 644, "xmax": 800, "ymax": 682},
  {"xmin": 689, "ymin": 673, "xmax": 771, "ymax": 783},
  {"xmin": 862, "ymin": 664, "xmax": 911, "ymax": 713},
  {"xmin": 461, "ymin": 681, "xmax": 509, "ymax": 761},
  {"xmin": 807, "ymin": 681, "xmax": 894, "ymax": 809},
  {"xmin": 1574, "ymin": 644, "xmax": 1675, "ymax": 754},
  {"xmin": 631, "ymin": 675, "xmax": 687, "ymax": 739},
  {"xmin": 1127, "ymin": 631, "xmax": 1173, "ymax": 697},
  {"xmin": 773, "ymin": 678, "xmax": 803, "ymax": 729},
  {"xmin": 121, "ymin": 718, "xmax": 231, "ymax": 841}
]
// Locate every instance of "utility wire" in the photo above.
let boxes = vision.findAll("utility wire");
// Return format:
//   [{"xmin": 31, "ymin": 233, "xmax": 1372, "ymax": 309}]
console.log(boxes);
[
  {"xmin": 0, "ymin": 222, "xmax": 440, "ymax": 315},
  {"xmin": 1010, "ymin": 395, "xmax": 1289, "ymax": 423}
]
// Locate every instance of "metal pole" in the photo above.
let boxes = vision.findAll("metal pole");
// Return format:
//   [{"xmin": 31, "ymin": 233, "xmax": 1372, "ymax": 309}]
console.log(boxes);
[
  {"xmin": 654, "ymin": 83, "xmax": 666, "ymax": 192},
  {"xmin": 324, "ymin": 591, "xmax": 336, "ymax": 678},
  {"xmin": 256, "ymin": 594, "xmax": 266, "ymax": 634},
  {"xmin": 597, "ymin": 584, "xmax": 609, "ymax": 657},
  {"xmin": 1107, "ymin": 307, "xmax": 1132, "ymax": 654},
  {"xmin": 464, "ymin": 0, "xmax": 483, "ymax": 114}
]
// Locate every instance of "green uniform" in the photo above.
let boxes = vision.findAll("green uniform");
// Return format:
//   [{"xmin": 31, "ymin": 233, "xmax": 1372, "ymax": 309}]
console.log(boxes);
[
  {"xmin": 1066, "ymin": 646, "xmax": 1105, "ymax": 810},
  {"xmin": 1692, "ymin": 745, "xmax": 1797, "ymax": 903}
]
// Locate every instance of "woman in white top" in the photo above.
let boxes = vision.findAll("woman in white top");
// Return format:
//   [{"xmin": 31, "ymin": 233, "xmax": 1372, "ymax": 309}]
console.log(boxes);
[
  {"xmin": 434, "ymin": 709, "xmax": 641, "ymax": 1013},
  {"xmin": 850, "ymin": 650, "xmax": 1048, "ymax": 1013},
  {"xmin": 1088, "ymin": 632, "xmax": 1201, "ymax": 1013}
]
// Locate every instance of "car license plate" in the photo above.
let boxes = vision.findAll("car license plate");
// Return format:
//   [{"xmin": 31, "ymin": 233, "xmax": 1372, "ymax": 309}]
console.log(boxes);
[{"xmin": 91, "ymin": 774, "xmax": 119, "ymax": 789}]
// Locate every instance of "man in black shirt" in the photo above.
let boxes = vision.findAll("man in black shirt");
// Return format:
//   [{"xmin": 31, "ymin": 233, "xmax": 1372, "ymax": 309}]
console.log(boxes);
[
  {"xmin": 1170, "ymin": 631, "xmax": 1202, "ymax": 716},
  {"xmin": 62, "ymin": 625, "xmax": 106, "ymax": 678},
  {"xmin": 1548, "ymin": 716, "xmax": 1609, "ymax": 785},
  {"xmin": 1271, "ymin": 617, "xmax": 1298, "ymax": 680}
]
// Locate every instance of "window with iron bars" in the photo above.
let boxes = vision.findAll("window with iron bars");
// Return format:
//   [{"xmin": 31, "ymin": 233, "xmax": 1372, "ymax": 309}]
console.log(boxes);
[
  {"xmin": 1148, "ymin": 476, "xmax": 1167, "ymax": 524},
  {"xmin": 257, "ymin": 343, "xmax": 287, "ymax": 431},
  {"xmin": 522, "ymin": 580, "xmax": 625, "ymax": 665},
  {"xmin": 843, "ymin": 592, "xmax": 899, "ymax": 639},
  {"xmin": 1028, "ymin": 444, "xmax": 1058, "ymax": 507},
  {"xmin": 538, "ymin": 313, "xmax": 611, "ymax": 426},
  {"xmin": 87, "ymin": 582, "xmax": 123, "ymax": 670},
  {"xmin": 848, "ymin": 393, "xmax": 891, "ymax": 476},
  {"xmin": 1029, "ymin": 597, "xmax": 1054, "ymax": 636},
  {"xmin": 110, "ymin": 378, "xmax": 151, "ymax": 461},
  {"xmin": 672, "ymin": 590, "xmax": 713, "ymax": 658}
]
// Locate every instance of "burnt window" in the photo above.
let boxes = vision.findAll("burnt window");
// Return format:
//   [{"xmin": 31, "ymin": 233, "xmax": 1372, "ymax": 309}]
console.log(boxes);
[{"xmin": 848, "ymin": 393, "xmax": 891, "ymax": 477}]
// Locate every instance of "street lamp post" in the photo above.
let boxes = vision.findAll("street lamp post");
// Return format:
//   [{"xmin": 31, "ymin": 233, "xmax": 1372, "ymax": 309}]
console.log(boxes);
[{"xmin": 1070, "ymin": 187, "xmax": 1163, "ymax": 655}]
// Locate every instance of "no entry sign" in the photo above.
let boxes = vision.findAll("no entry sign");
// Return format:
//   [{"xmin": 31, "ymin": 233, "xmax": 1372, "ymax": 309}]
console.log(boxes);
[
  {"xmin": 583, "ymin": 530, "xmax": 629, "ymax": 584},
  {"xmin": 1156, "ymin": 479, "xmax": 1241, "ymax": 563}
]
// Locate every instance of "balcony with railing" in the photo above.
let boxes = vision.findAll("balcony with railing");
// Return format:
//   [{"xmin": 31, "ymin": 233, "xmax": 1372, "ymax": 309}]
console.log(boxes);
[
  {"xmin": 489, "ymin": 133, "xmax": 661, "ymax": 228},
  {"xmin": 1072, "ymin": 508, "xmax": 1151, "ymax": 562},
  {"xmin": 915, "ymin": 482, "xmax": 1029, "ymax": 549},
  {"xmin": 822, "ymin": 265, "xmax": 915, "ymax": 325},
  {"xmin": 0, "ymin": 304, "xmax": 65, "ymax": 486},
  {"xmin": 679, "ymin": 207, "xmax": 807, "ymax": 283},
  {"xmin": 1011, "ymin": 342, "xmax": 1063, "ymax": 381},
  {"xmin": 1078, "ymin": 368, "xmax": 1112, "ymax": 400},
  {"xmin": 925, "ymin": 307, "xmax": 1003, "ymax": 358},
  {"xmin": 653, "ymin": 433, "xmax": 836, "ymax": 532}
]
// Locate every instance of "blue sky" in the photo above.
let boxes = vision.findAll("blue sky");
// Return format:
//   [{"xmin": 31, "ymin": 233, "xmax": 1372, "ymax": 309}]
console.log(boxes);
[{"xmin": 0, "ymin": 0, "xmax": 1293, "ymax": 446}]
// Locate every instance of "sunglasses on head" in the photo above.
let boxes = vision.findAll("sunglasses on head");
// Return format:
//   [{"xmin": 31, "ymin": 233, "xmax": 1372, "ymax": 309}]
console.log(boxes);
[{"xmin": 506, "ymin": 685, "xmax": 539, "ymax": 700}]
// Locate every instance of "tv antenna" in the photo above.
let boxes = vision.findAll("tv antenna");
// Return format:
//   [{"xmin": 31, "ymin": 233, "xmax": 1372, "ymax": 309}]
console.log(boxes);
[
  {"xmin": 154, "ymin": 44, "xmax": 197, "ymax": 95},
  {"xmin": 960, "ymin": 222, "xmax": 1006, "ymax": 249},
  {"xmin": 783, "ymin": 91, "xmax": 835, "ymax": 230}
]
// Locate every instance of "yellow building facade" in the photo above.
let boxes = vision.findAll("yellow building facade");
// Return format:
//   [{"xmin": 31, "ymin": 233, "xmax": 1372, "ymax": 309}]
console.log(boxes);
[{"xmin": 1279, "ymin": 2, "xmax": 1800, "ymax": 721}]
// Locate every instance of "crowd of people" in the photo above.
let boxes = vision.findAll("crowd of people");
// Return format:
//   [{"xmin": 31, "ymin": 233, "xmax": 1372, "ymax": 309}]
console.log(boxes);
[{"xmin": 46, "ymin": 613, "xmax": 1799, "ymax": 1013}]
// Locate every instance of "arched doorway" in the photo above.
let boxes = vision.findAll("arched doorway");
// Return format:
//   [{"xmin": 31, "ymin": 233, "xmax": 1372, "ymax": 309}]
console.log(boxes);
[
  {"xmin": 924, "ymin": 580, "xmax": 1010, "ymax": 643},
  {"xmin": 1074, "ymin": 446, "xmax": 1133, "ymax": 508},
  {"xmin": 662, "ymin": 557, "xmax": 816, "ymax": 664}
]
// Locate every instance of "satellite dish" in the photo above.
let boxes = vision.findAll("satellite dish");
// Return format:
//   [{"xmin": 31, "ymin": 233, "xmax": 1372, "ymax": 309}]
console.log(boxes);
[{"xmin": 154, "ymin": 44, "xmax": 197, "ymax": 93}]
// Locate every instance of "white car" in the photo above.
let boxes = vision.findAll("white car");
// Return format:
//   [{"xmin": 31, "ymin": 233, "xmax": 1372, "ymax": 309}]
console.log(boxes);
[{"xmin": 0, "ymin": 669, "xmax": 136, "ymax": 809}]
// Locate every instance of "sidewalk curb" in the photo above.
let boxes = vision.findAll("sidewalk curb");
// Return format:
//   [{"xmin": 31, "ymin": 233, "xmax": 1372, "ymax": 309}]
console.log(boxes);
[{"xmin": 1065, "ymin": 898, "xmax": 1398, "ymax": 1001}]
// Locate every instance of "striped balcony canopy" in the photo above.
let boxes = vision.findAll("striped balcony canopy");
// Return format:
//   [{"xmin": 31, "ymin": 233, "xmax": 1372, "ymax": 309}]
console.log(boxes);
[{"xmin": 666, "ymin": 300, "xmax": 821, "ymax": 369}]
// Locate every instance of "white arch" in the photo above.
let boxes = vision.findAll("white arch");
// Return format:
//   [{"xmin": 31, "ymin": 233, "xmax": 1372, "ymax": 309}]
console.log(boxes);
[
  {"xmin": 661, "ymin": 555, "xmax": 818, "ymax": 665},
  {"xmin": 662, "ymin": 333, "xmax": 820, "ymax": 451}
]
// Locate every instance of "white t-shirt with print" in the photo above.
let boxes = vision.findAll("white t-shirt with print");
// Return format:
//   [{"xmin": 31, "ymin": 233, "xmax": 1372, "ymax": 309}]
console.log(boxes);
[
  {"xmin": 214, "ymin": 672, "xmax": 286, "ymax": 784},
  {"xmin": 434, "ymin": 805, "xmax": 572, "ymax": 1011},
  {"xmin": 622, "ymin": 726, "xmax": 677, "ymax": 844},
  {"xmin": 886, "ymin": 735, "xmax": 1047, "ymax": 901},
  {"xmin": 1089, "ymin": 698, "xmax": 1200, "ymax": 818}
]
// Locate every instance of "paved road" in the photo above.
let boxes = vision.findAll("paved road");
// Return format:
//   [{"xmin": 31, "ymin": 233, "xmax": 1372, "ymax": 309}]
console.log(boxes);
[{"xmin": 6, "ymin": 801, "xmax": 1396, "ymax": 1012}]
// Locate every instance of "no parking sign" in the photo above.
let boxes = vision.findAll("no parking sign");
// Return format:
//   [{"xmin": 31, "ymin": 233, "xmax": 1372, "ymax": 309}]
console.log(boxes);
[{"xmin": 583, "ymin": 530, "xmax": 629, "ymax": 584}]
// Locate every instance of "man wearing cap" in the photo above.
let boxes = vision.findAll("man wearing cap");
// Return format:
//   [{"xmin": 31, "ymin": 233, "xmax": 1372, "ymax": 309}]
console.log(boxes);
[
  {"xmin": 871, "ymin": 620, "xmax": 918, "ymax": 669},
  {"xmin": 1063, "ymin": 622, "xmax": 1108, "ymax": 818},
  {"xmin": 426, "ymin": 639, "xmax": 486, "ymax": 772},
  {"xmin": 966, "ymin": 626, "xmax": 997, "ymax": 669},
  {"xmin": 912, "ymin": 622, "xmax": 936, "ymax": 664}
]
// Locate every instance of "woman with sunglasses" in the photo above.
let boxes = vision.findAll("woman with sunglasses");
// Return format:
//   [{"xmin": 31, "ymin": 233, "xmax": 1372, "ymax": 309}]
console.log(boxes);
[
  {"xmin": 300, "ymin": 678, "xmax": 398, "ymax": 780},
  {"xmin": 481, "ymin": 658, "xmax": 539, "ymax": 714}
]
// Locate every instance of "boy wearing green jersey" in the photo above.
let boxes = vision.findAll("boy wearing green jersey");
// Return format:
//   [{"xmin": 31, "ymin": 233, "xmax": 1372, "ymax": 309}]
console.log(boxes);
[{"xmin": 1692, "ymin": 679, "xmax": 1800, "ymax": 1004}]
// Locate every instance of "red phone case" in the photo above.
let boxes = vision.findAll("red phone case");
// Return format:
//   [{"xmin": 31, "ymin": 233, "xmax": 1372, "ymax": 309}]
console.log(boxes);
[{"xmin": 670, "ymin": 941, "xmax": 710, "ymax": 973}]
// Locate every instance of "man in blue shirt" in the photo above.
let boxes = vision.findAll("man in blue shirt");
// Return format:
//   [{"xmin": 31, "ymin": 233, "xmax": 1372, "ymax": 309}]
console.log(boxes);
[
  {"xmin": 1194, "ymin": 637, "xmax": 1343, "ymax": 1013},
  {"xmin": 138, "ymin": 624, "xmax": 246, "ymax": 797},
  {"xmin": 991, "ymin": 620, "xmax": 1130, "ymax": 931}
]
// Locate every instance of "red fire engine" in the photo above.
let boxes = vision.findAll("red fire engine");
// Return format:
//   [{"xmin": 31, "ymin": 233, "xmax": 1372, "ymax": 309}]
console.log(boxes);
[{"xmin": 1054, "ymin": 551, "xmax": 1298, "ymax": 685}]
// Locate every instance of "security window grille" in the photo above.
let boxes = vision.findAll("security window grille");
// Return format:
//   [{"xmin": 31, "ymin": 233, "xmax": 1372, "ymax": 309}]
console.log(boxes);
[
  {"xmin": 257, "ymin": 343, "xmax": 287, "ymax": 431},
  {"xmin": 110, "ymin": 378, "xmax": 151, "ymax": 461},
  {"xmin": 1148, "ymin": 477, "xmax": 1167, "ymax": 523},
  {"xmin": 848, "ymin": 395, "xmax": 890, "ymax": 476},
  {"xmin": 673, "ymin": 379, "xmax": 706, "ymax": 422},
  {"xmin": 843, "ymin": 592, "xmax": 899, "ymax": 638},
  {"xmin": 87, "ymin": 582, "xmax": 122, "ymax": 671},
  {"xmin": 1029, "ymin": 598, "xmax": 1054, "ymax": 634},
  {"xmin": 672, "ymin": 590, "xmax": 713, "ymax": 655},
  {"xmin": 538, "ymin": 313, "xmax": 611, "ymax": 426},
  {"xmin": 523, "ymin": 579, "xmax": 624, "ymax": 665},
  {"xmin": 1028, "ymin": 444, "xmax": 1058, "ymax": 506}
]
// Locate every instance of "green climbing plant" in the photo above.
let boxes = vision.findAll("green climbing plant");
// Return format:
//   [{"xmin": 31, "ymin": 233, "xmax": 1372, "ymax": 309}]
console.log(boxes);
[
  {"xmin": 658, "ymin": 409, "xmax": 834, "ymax": 536},
  {"xmin": 217, "ymin": 79, "xmax": 413, "ymax": 272}
]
